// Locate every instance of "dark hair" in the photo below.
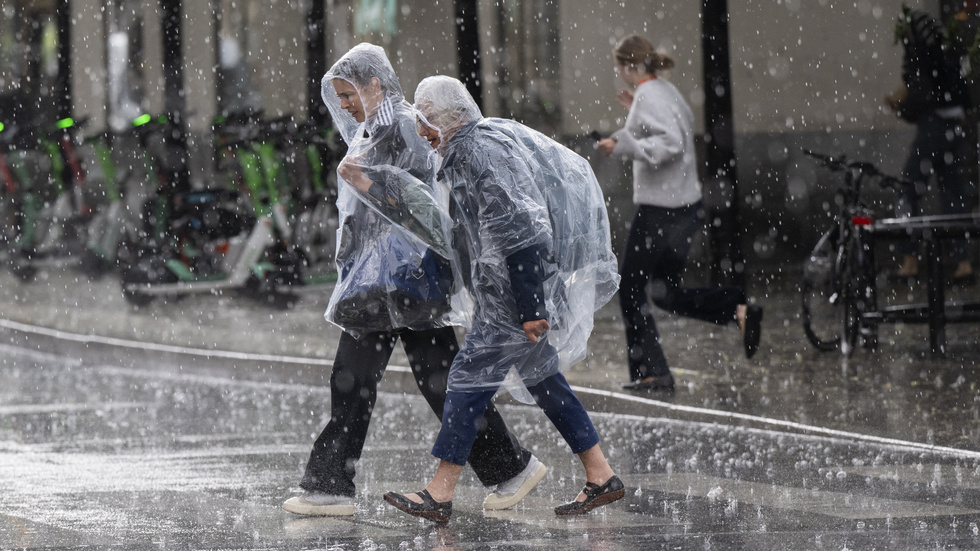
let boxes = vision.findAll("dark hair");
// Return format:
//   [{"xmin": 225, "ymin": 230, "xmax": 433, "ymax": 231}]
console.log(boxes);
[{"xmin": 614, "ymin": 34, "xmax": 674, "ymax": 73}]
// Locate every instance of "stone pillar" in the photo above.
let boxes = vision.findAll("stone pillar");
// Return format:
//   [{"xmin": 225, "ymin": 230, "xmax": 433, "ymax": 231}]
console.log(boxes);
[
  {"xmin": 70, "ymin": 0, "xmax": 107, "ymax": 130},
  {"xmin": 180, "ymin": 0, "xmax": 218, "ymax": 188}
]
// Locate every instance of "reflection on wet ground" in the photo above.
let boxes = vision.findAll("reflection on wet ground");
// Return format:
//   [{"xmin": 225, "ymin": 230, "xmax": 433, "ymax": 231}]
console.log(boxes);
[{"xmin": 0, "ymin": 266, "xmax": 979, "ymax": 548}]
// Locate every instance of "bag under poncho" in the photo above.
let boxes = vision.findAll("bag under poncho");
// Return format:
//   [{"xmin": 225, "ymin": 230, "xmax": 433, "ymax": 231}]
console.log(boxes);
[
  {"xmin": 414, "ymin": 76, "xmax": 619, "ymax": 398},
  {"xmin": 320, "ymin": 44, "xmax": 458, "ymax": 337}
]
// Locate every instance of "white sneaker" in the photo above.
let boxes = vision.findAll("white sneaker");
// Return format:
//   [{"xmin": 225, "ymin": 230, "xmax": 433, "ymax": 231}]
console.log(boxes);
[
  {"xmin": 483, "ymin": 455, "xmax": 547, "ymax": 510},
  {"xmin": 282, "ymin": 492, "xmax": 355, "ymax": 516}
]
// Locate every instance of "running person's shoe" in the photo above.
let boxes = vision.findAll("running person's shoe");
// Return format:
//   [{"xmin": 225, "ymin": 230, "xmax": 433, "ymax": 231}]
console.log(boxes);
[{"xmin": 282, "ymin": 492, "xmax": 355, "ymax": 516}]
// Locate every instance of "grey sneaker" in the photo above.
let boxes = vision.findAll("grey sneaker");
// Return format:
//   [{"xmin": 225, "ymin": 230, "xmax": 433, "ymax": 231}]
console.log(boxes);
[
  {"xmin": 483, "ymin": 455, "xmax": 547, "ymax": 510},
  {"xmin": 282, "ymin": 492, "xmax": 355, "ymax": 516}
]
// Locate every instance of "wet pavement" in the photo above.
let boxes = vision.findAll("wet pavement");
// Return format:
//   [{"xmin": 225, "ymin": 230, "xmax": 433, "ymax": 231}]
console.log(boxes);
[{"xmin": 1, "ymin": 264, "xmax": 980, "ymax": 549}]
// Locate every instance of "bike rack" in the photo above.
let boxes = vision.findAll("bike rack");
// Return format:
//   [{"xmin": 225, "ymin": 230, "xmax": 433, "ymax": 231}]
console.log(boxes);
[{"xmin": 866, "ymin": 212, "xmax": 980, "ymax": 355}]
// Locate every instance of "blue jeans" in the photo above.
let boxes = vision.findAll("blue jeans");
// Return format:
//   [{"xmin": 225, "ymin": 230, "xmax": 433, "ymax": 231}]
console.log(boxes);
[
  {"xmin": 299, "ymin": 327, "xmax": 530, "ymax": 496},
  {"xmin": 432, "ymin": 372, "xmax": 599, "ymax": 466}
]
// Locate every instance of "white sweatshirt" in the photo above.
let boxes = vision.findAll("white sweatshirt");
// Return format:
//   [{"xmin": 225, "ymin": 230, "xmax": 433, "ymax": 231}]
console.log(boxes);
[{"xmin": 610, "ymin": 78, "xmax": 702, "ymax": 208}]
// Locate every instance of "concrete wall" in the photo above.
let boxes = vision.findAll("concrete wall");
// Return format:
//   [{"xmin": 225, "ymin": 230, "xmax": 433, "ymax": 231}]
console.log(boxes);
[
  {"xmin": 182, "ymin": 1, "xmax": 217, "ymax": 133},
  {"xmin": 140, "ymin": 0, "xmax": 165, "ymax": 114},
  {"xmin": 60, "ymin": 0, "xmax": 935, "ymax": 140},
  {"xmin": 557, "ymin": 1, "xmax": 705, "ymax": 136},
  {"xmin": 553, "ymin": 0, "xmax": 949, "ymax": 268},
  {"xmin": 557, "ymin": 0, "xmax": 908, "ymax": 136},
  {"xmin": 236, "ymin": 0, "xmax": 307, "ymax": 119},
  {"xmin": 61, "ymin": 0, "xmax": 969, "ymax": 271},
  {"xmin": 730, "ymin": 1, "xmax": 902, "ymax": 135},
  {"xmin": 321, "ymin": 0, "xmax": 458, "ymax": 102},
  {"xmin": 728, "ymin": 1, "xmax": 945, "ymax": 268}
]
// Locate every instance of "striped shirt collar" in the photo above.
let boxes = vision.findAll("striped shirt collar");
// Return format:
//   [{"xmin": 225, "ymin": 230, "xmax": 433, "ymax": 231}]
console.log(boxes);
[{"xmin": 369, "ymin": 96, "xmax": 395, "ymax": 130}]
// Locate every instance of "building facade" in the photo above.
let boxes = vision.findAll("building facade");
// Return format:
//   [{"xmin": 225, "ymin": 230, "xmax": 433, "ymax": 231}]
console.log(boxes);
[{"xmin": 2, "ymin": 0, "xmax": 973, "ymax": 270}]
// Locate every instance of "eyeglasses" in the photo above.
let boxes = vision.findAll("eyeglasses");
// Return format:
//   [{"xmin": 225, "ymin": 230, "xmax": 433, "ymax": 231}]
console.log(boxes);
[{"xmin": 415, "ymin": 112, "xmax": 434, "ymax": 134}]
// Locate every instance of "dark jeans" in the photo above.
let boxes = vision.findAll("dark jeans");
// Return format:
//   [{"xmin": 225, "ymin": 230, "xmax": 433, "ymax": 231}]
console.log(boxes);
[
  {"xmin": 432, "ymin": 372, "xmax": 599, "ymax": 465},
  {"xmin": 897, "ymin": 114, "xmax": 974, "ymax": 262},
  {"xmin": 619, "ymin": 202, "xmax": 746, "ymax": 382},
  {"xmin": 299, "ymin": 327, "xmax": 530, "ymax": 497}
]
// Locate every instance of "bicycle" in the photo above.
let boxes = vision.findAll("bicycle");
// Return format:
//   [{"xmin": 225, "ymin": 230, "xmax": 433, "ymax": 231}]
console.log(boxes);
[{"xmin": 799, "ymin": 150, "xmax": 908, "ymax": 356}]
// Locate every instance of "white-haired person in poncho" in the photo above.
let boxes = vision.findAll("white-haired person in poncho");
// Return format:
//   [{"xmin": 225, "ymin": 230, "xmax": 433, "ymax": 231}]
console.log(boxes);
[{"xmin": 382, "ymin": 75, "xmax": 624, "ymax": 523}]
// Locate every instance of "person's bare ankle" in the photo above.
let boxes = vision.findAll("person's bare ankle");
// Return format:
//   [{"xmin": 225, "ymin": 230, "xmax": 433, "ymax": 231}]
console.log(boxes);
[
  {"xmin": 953, "ymin": 261, "xmax": 973, "ymax": 278},
  {"xmin": 586, "ymin": 468, "xmax": 616, "ymax": 488},
  {"xmin": 424, "ymin": 486, "xmax": 452, "ymax": 503},
  {"xmin": 897, "ymin": 255, "xmax": 918, "ymax": 276},
  {"xmin": 736, "ymin": 304, "xmax": 747, "ymax": 335}
]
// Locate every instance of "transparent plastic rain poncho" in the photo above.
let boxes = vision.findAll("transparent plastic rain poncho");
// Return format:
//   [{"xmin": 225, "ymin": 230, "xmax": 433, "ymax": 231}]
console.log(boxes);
[
  {"xmin": 320, "ymin": 44, "xmax": 457, "ymax": 337},
  {"xmin": 414, "ymin": 76, "xmax": 620, "ymax": 396}
]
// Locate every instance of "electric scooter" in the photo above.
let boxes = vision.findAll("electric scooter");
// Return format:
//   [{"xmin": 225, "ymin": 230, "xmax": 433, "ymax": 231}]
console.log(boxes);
[
  {"xmin": 5, "ymin": 117, "xmax": 92, "ymax": 281},
  {"xmin": 118, "ymin": 114, "xmax": 338, "ymax": 308},
  {"xmin": 80, "ymin": 115, "xmax": 173, "ymax": 278}
]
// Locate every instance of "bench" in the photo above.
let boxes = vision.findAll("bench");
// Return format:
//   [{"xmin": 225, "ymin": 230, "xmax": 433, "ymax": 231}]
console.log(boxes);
[{"xmin": 867, "ymin": 212, "xmax": 980, "ymax": 355}]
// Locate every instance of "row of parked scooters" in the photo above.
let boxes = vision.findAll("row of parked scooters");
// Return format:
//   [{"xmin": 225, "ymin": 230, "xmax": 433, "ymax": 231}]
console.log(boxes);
[{"xmin": 0, "ymin": 110, "xmax": 344, "ymax": 308}]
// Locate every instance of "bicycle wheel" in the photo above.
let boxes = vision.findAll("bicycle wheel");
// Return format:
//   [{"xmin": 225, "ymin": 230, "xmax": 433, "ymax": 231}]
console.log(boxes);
[
  {"xmin": 801, "ymin": 226, "xmax": 842, "ymax": 351},
  {"xmin": 840, "ymin": 230, "xmax": 876, "ymax": 356},
  {"xmin": 840, "ymin": 283, "xmax": 859, "ymax": 357}
]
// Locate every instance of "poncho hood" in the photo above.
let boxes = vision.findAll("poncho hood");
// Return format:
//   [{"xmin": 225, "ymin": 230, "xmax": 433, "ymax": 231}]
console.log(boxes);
[{"xmin": 321, "ymin": 43, "xmax": 405, "ymax": 145}]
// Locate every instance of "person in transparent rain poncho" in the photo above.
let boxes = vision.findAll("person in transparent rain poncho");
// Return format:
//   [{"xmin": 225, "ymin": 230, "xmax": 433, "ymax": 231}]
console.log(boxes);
[
  {"xmin": 282, "ymin": 44, "xmax": 546, "ymax": 518},
  {"xmin": 382, "ymin": 75, "xmax": 624, "ymax": 523}
]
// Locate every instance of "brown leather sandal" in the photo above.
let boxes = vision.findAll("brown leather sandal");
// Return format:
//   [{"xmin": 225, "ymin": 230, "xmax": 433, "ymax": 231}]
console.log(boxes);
[
  {"xmin": 383, "ymin": 489, "xmax": 452, "ymax": 523},
  {"xmin": 554, "ymin": 475, "xmax": 625, "ymax": 515}
]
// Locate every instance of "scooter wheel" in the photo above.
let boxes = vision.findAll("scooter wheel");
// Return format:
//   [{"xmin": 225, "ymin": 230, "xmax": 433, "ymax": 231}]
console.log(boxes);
[
  {"xmin": 121, "ymin": 285, "xmax": 154, "ymax": 307},
  {"xmin": 11, "ymin": 258, "xmax": 36, "ymax": 282},
  {"xmin": 80, "ymin": 250, "xmax": 113, "ymax": 280},
  {"xmin": 244, "ymin": 272, "xmax": 296, "ymax": 310},
  {"xmin": 120, "ymin": 266, "xmax": 157, "ymax": 307}
]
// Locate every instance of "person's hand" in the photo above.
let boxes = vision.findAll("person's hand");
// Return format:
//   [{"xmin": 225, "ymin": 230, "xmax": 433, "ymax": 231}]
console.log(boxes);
[
  {"xmin": 338, "ymin": 158, "xmax": 373, "ymax": 193},
  {"xmin": 522, "ymin": 319, "xmax": 550, "ymax": 343},
  {"xmin": 616, "ymin": 89, "xmax": 634, "ymax": 110},
  {"xmin": 596, "ymin": 138, "xmax": 617, "ymax": 156},
  {"xmin": 883, "ymin": 94, "xmax": 901, "ymax": 112},
  {"xmin": 883, "ymin": 84, "xmax": 907, "ymax": 113}
]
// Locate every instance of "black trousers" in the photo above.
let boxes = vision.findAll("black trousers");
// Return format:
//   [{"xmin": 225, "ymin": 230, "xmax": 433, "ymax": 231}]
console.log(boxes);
[
  {"xmin": 897, "ymin": 114, "xmax": 973, "ymax": 261},
  {"xmin": 299, "ymin": 326, "xmax": 530, "ymax": 497},
  {"xmin": 619, "ymin": 202, "xmax": 746, "ymax": 381}
]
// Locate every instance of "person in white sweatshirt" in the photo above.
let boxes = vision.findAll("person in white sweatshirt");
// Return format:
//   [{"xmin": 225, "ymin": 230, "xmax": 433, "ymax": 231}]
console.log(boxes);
[{"xmin": 596, "ymin": 34, "xmax": 762, "ymax": 391}]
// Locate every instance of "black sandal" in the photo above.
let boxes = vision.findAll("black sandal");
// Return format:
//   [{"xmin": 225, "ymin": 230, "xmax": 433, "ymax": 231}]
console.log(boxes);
[
  {"xmin": 622, "ymin": 374, "xmax": 675, "ymax": 391},
  {"xmin": 554, "ymin": 475, "xmax": 625, "ymax": 515},
  {"xmin": 383, "ymin": 489, "xmax": 452, "ymax": 523}
]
